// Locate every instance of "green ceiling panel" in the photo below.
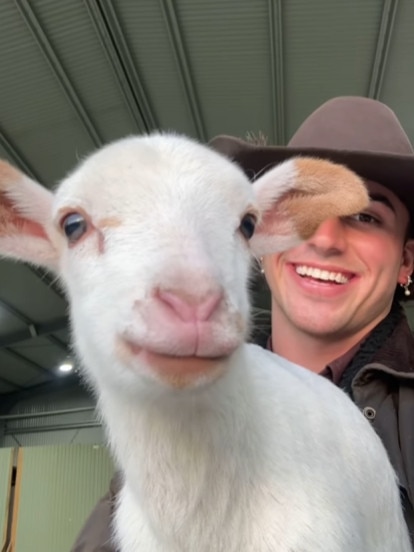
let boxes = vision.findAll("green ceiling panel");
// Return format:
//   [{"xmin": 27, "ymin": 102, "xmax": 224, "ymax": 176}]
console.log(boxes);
[
  {"xmin": 380, "ymin": 0, "xmax": 414, "ymax": 142},
  {"xmin": 175, "ymin": 0, "xmax": 275, "ymax": 142},
  {"xmin": 0, "ymin": 2, "xmax": 95, "ymax": 184},
  {"xmin": 0, "ymin": 308, "xmax": 27, "ymax": 336},
  {"xmin": 32, "ymin": 0, "xmax": 136, "ymax": 143},
  {"xmin": 0, "ymin": 263, "xmax": 65, "ymax": 323},
  {"xmin": 283, "ymin": 0, "xmax": 383, "ymax": 140},
  {"xmin": 114, "ymin": 0, "xmax": 198, "ymax": 137}
]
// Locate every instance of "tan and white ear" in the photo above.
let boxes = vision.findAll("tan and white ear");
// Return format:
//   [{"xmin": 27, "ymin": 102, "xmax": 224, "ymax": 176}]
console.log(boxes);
[
  {"xmin": 0, "ymin": 160, "xmax": 59, "ymax": 270},
  {"xmin": 249, "ymin": 157, "xmax": 369, "ymax": 256}
]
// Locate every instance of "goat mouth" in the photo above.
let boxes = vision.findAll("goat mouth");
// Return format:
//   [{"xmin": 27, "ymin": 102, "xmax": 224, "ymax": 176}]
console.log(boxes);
[
  {"xmin": 143, "ymin": 350, "xmax": 225, "ymax": 371},
  {"xmin": 118, "ymin": 337, "xmax": 228, "ymax": 385},
  {"xmin": 143, "ymin": 351, "xmax": 228, "ymax": 389},
  {"xmin": 120, "ymin": 335, "xmax": 236, "ymax": 362}
]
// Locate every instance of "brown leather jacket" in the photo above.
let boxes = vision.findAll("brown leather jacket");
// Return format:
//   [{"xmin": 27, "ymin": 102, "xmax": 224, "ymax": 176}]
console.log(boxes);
[{"xmin": 70, "ymin": 317, "xmax": 414, "ymax": 551}]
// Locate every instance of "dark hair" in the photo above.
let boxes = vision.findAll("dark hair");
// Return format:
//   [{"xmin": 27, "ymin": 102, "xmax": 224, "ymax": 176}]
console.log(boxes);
[{"xmin": 394, "ymin": 217, "xmax": 413, "ymax": 302}]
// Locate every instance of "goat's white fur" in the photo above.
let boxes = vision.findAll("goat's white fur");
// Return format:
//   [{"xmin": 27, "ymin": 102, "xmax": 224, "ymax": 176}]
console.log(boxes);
[{"xmin": 0, "ymin": 133, "xmax": 410, "ymax": 551}]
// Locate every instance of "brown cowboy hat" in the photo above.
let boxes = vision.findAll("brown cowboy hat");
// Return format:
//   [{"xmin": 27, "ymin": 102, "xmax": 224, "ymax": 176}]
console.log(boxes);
[
  {"xmin": 210, "ymin": 96, "xmax": 414, "ymax": 300},
  {"xmin": 210, "ymin": 96, "xmax": 414, "ymax": 225}
]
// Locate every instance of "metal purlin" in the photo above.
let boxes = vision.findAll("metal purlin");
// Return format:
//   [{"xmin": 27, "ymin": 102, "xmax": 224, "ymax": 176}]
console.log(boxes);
[
  {"xmin": 268, "ymin": 0, "xmax": 285, "ymax": 145},
  {"xmin": 85, "ymin": 0, "xmax": 157, "ymax": 133},
  {"xmin": 368, "ymin": 0, "xmax": 399, "ymax": 99},
  {"xmin": 159, "ymin": 0, "xmax": 206, "ymax": 141}
]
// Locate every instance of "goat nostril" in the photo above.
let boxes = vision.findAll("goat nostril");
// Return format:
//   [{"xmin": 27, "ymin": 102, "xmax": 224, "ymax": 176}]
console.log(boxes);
[
  {"xmin": 157, "ymin": 289, "xmax": 222, "ymax": 322},
  {"xmin": 197, "ymin": 292, "xmax": 223, "ymax": 321}
]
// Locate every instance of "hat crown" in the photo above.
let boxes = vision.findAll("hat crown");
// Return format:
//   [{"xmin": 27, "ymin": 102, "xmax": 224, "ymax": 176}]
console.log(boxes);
[{"xmin": 288, "ymin": 97, "xmax": 413, "ymax": 156}]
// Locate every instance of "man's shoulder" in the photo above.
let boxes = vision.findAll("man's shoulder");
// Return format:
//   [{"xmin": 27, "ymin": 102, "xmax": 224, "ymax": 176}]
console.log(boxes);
[{"xmin": 369, "ymin": 315, "xmax": 414, "ymax": 377}]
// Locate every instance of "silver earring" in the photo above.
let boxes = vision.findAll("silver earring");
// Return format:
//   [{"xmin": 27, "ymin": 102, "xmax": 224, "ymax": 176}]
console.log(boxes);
[
  {"xmin": 259, "ymin": 257, "xmax": 265, "ymax": 274},
  {"xmin": 401, "ymin": 275, "xmax": 412, "ymax": 296}
]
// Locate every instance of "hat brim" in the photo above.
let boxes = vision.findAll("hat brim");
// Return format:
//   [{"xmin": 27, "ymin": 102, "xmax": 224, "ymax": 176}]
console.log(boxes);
[{"xmin": 210, "ymin": 135, "xmax": 414, "ymax": 225}]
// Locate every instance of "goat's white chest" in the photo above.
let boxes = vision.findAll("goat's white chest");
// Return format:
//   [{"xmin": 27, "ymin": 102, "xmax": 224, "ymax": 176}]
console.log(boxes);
[
  {"xmin": 112, "ymin": 445, "xmax": 369, "ymax": 552},
  {"xmin": 101, "ymin": 349, "xmax": 409, "ymax": 552},
  {"xmin": 113, "ymin": 478, "xmax": 367, "ymax": 552}
]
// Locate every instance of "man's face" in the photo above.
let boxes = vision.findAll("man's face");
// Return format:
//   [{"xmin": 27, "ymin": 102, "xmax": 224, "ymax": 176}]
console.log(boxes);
[{"xmin": 263, "ymin": 181, "xmax": 414, "ymax": 340}]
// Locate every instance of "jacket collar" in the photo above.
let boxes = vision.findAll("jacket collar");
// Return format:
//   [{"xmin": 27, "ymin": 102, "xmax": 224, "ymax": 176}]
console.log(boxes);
[{"xmin": 353, "ymin": 316, "xmax": 414, "ymax": 385}]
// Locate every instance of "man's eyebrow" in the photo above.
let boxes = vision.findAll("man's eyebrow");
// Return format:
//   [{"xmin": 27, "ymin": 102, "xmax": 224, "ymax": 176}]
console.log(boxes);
[{"xmin": 369, "ymin": 193, "xmax": 396, "ymax": 214}]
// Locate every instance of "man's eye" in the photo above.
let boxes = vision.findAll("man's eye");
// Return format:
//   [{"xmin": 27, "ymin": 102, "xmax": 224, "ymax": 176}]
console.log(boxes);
[{"xmin": 349, "ymin": 212, "xmax": 380, "ymax": 225}]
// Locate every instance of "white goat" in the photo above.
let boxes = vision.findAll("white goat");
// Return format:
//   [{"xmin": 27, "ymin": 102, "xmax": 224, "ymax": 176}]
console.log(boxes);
[{"xmin": 0, "ymin": 134, "xmax": 410, "ymax": 551}]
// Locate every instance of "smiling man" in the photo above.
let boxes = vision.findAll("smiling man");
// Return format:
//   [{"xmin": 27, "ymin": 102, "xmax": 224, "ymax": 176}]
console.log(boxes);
[
  {"xmin": 265, "ymin": 178, "xmax": 414, "ymax": 373},
  {"xmin": 211, "ymin": 96, "xmax": 414, "ymax": 546},
  {"xmin": 72, "ymin": 97, "xmax": 414, "ymax": 550}
]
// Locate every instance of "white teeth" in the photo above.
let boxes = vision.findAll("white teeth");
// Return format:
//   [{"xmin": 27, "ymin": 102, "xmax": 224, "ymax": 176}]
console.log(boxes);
[{"xmin": 295, "ymin": 265, "xmax": 349, "ymax": 284}]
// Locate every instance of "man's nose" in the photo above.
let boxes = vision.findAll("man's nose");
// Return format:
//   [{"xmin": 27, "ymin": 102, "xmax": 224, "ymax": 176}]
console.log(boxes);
[{"xmin": 306, "ymin": 217, "xmax": 347, "ymax": 255}]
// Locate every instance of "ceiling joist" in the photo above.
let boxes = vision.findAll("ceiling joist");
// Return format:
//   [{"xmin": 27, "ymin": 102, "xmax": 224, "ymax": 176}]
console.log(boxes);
[
  {"xmin": 159, "ymin": 0, "xmax": 206, "ymax": 141},
  {"xmin": 0, "ymin": 372, "xmax": 80, "ymax": 412},
  {"xmin": 0, "ymin": 294, "xmax": 67, "ymax": 352},
  {"xmin": 46, "ymin": 334, "xmax": 68, "ymax": 352},
  {"xmin": 3, "ymin": 347, "xmax": 53, "ymax": 377},
  {"xmin": 0, "ymin": 298, "xmax": 41, "ymax": 328},
  {"xmin": 0, "ymin": 316, "xmax": 68, "ymax": 350},
  {"xmin": 14, "ymin": 0, "xmax": 102, "ymax": 147},
  {"xmin": 0, "ymin": 373, "xmax": 22, "ymax": 391},
  {"xmin": 268, "ymin": 0, "xmax": 285, "ymax": 145},
  {"xmin": 84, "ymin": 0, "xmax": 157, "ymax": 133},
  {"xmin": 368, "ymin": 0, "xmax": 399, "ymax": 99}
]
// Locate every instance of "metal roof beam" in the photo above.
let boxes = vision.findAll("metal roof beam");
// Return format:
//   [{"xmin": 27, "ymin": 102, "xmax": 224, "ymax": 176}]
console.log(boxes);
[
  {"xmin": 0, "ymin": 298, "xmax": 40, "ymax": 327},
  {"xmin": 4, "ymin": 420, "xmax": 101, "ymax": 435},
  {"xmin": 46, "ymin": 334, "xmax": 68, "ymax": 352},
  {"xmin": 14, "ymin": 0, "xmax": 102, "ymax": 147},
  {"xmin": 0, "ymin": 406, "xmax": 94, "ymax": 421},
  {"xmin": 0, "ymin": 374, "xmax": 23, "ymax": 391},
  {"xmin": 0, "ymin": 373, "xmax": 80, "ymax": 412},
  {"xmin": 368, "ymin": 0, "xmax": 399, "ymax": 99},
  {"xmin": 84, "ymin": 0, "xmax": 157, "ymax": 133},
  {"xmin": 3, "ymin": 347, "xmax": 54, "ymax": 377},
  {"xmin": 0, "ymin": 298, "xmax": 68, "ymax": 352},
  {"xmin": 159, "ymin": 0, "xmax": 206, "ymax": 141},
  {"xmin": 268, "ymin": 0, "xmax": 285, "ymax": 144},
  {"xmin": 0, "ymin": 316, "xmax": 68, "ymax": 349}
]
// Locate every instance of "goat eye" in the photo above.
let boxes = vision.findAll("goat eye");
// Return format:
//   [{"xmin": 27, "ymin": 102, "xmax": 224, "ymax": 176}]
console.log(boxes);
[
  {"xmin": 239, "ymin": 213, "xmax": 257, "ymax": 240},
  {"xmin": 61, "ymin": 213, "xmax": 88, "ymax": 243}
]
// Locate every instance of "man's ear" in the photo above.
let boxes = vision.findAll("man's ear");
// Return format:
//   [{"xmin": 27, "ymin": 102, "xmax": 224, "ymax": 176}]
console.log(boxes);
[
  {"xmin": 0, "ymin": 160, "xmax": 60, "ymax": 271},
  {"xmin": 399, "ymin": 239, "xmax": 414, "ymax": 281}
]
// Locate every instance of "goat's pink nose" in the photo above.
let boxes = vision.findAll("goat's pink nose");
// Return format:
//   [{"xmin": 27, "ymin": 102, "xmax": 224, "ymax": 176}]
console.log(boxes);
[{"xmin": 157, "ymin": 289, "xmax": 223, "ymax": 322}]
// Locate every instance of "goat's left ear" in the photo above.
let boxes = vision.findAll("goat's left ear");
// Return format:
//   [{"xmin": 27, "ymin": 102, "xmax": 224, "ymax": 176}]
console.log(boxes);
[
  {"xmin": 0, "ymin": 160, "xmax": 60, "ymax": 270},
  {"xmin": 249, "ymin": 157, "xmax": 369, "ymax": 256}
]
